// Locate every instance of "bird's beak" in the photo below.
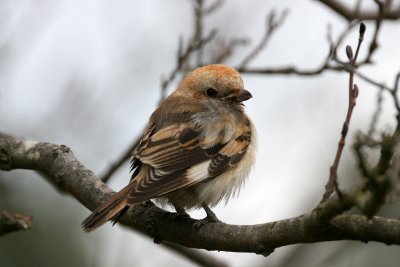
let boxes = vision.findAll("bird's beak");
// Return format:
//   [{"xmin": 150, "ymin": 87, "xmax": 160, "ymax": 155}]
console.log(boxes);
[{"xmin": 227, "ymin": 89, "xmax": 252, "ymax": 102}]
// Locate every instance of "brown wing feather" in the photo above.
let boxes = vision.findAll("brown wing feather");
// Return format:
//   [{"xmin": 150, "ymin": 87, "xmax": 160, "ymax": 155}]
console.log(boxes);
[
  {"xmin": 136, "ymin": 124, "xmax": 211, "ymax": 173},
  {"xmin": 127, "ymin": 168, "xmax": 190, "ymax": 203},
  {"xmin": 126, "ymin": 122, "xmax": 251, "ymax": 204},
  {"xmin": 127, "ymin": 122, "xmax": 220, "ymax": 204},
  {"xmin": 208, "ymin": 132, "xmax": 251, "ymax": 177},
  {"xmin": 82, "ymin": 184, "xmax": 131, "ymax": 231}
]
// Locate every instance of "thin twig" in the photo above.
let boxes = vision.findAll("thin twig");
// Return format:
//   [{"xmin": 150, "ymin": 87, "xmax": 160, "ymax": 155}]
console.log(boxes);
[
  {"xmin": 389, "ymin": 70, "xmax": 400, "ymax": 115},
  {"xmin": 160, "ymin": 29, "xmax": 217, "ymax": 102},
  {"xmin": 100, "ymin": 136, "xmax": 141, "ymax": 183},
  {"xmin": 238, "ymin": 64, "xmax": 342, "ymax": 76},
  {"xmin": 209, "ymin": 37, "xmax": 248, "ymax": 64},
  {"xmin": 163, "ymin": 242, "xmax": 229, "ymax": 267},
  {"xmin": 362, "ymin": 0, "xmax": 384, "ymax": 64},
  {"xmin": 192, "ymin": 0, "xmax": 224, "ymax": 67},
  {"xmin": 240, "ymin": 53, "xmax": 387, "ymax": 89},
  {"xmin": 193, "ymin": 0, "xmax": 205, "ymax": 65},
  {"xmin": 238, "ymin": 20, "xmax": 367, "ymax": 81},
  {"xmin": 353, "ymin": 133, "xmax": 376, "ymax": 180},
  {"xmin": 321, "ymin": 22, "xmax": 366, "ymax": 202},
  {"xmin": 327, "ymin": 21, "xmax": 359, "ymax": 63},
  {"xmin": 240, "ymin": 8, "xmax": 386, "ymax": 92},
  {"xmin": 239, "ymin": 9, "xmax": 288, "ymax": 68},
  {"xmin": 368, "ymin": 87, "xmax": 384, "ymax": 137},
  {"xmin": 203, "ymin": 0, "xmax": 224, "ymax": 15}
]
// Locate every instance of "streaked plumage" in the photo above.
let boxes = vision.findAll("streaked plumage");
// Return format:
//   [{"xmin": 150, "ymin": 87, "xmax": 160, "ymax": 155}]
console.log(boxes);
[{"xmin": 82, "ymin": 64, "xmax": 257, "ymax": 231}]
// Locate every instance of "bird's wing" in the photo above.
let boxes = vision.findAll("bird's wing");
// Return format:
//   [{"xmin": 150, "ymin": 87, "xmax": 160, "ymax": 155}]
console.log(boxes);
[{"xmin": 126, "ymin": 120, "xmax": 251, "ymax": 204}]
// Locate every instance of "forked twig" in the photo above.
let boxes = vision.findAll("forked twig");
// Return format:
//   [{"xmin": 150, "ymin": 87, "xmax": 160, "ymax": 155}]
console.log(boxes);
[
  {"xmin": 100, "ymin": 136, "xmax": 141, "ymax": 183},
  {"xmin": 160, "ymin": 29, "xmax": 217, "ymax": 102},
  {"xmin": 239, "ymin": 9, "xmax": 288, "ymax": 68},
  {"xmin": 321, "ymin": 22, "xmax": 366, "ymax": 202}
]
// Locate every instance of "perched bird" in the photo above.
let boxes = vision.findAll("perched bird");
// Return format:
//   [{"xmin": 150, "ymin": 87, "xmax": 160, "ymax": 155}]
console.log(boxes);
[{"xmin": 82, "ymin": 64, "xmax": 257, "ymax": 231}]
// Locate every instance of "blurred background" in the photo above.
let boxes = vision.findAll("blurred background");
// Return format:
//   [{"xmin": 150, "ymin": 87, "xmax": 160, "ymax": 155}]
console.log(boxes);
[{"xmin": 0, "ymin": 0, "xmax": 399, "ymax": 266}]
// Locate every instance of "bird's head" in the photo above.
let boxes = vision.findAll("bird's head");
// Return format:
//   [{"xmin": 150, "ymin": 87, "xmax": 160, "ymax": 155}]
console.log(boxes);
[{"xmin": 176, "ymin": 64, "xmax": 252, "ymax": 107}]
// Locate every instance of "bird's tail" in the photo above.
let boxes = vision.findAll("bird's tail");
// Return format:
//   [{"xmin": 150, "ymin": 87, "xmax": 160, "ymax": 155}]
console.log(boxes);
[{"xmin": 82, "ymin": 184, "xmax": 132, "ymax": 232}]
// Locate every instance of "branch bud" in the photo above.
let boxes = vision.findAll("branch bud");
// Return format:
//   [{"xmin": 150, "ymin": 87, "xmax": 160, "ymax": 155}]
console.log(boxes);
[
  {"xmin": 353, "ymin": 84, "xmax": 359, "ymax": 98},
  {"xmin": 359, "ymin": 22, "xmax": 366, "ymax": 41},
  {"xmin": 346, "ymin": 45, "xmax": 353, "ymax": 60},
  {"xmin": 359, "ymin": 22, "xmax": 366, "ymax": 35}
]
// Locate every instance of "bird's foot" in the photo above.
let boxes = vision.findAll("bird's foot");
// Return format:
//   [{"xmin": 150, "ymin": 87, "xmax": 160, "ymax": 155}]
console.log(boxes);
[
  {"xmin": 193, "ymin": 214, "xmax": 221, "ymax": 228},
  {"xmin": 193, "ymin": 203, "xmax": 222, "ymax": 228},
  {"xmin": 168, "ymin": 206, "xmax": 190, "ymax": 220}
]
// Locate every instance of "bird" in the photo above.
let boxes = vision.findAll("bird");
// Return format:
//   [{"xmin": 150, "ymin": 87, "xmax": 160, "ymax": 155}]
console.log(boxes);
[{"xmin": 82, "ymin": 64, "xmax": 257, "ymax": 231}]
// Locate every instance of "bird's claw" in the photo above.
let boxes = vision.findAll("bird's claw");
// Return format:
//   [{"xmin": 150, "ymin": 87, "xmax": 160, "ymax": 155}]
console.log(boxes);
[{"xmin": 193, "ymin": 214, "xmax": 221, "ymax": 228}]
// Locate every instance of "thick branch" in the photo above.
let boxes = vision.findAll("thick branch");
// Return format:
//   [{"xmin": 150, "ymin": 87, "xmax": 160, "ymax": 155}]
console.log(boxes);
[
  {"xmin": 0, "ymin": 137, "xmax": 399, "ymax": 254},
  {"xmin": 318, "ymin": 0, "xmax": 400, "ymax": 21}
]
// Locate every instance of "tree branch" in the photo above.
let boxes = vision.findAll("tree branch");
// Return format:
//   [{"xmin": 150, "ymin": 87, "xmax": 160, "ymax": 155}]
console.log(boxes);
[
  {"xmin": 318, "ymin": 0, "xmax": 400, "ymax": 21},
  {"xmin": 1, "ymin": 137, "xmax": 399, "ymax": 254}
]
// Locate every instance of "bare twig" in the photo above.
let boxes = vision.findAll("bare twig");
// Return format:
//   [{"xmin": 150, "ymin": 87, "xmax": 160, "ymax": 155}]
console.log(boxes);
[
  {"xmin": 351, "ymin": 69, "xmax": 400, "ymax": 215},
  {"xmin": 368, "ymin": 87, "xmax": 384, "ymax": 137},
  {"xmin": 100, "ymin": 136, "xmax": 141, "ymax": 183},
  {"xmin": 238, "ymin": 20, "xmax": 371, "ymax": 85},
  {"xmin": 359, "ymin": 0, "xmax": 384, "ymax": 64},
  {"xmin": 353, "ymin": 133, "xmax": 376, "ymax": 180},
  {"xmin": 209, "ymin": 37, "xmax": 249, "ymax": 64},
  {"xmin": 321, "ymin": 22, "xmax": 366, "ymax": 202},
  {"xmin": 160, "ymin": 30, "xmax": 217, "ymax": 102},
  {"xmin": 239, "ymin": 9, "xmax": 288, "ymax": 68},
  {"xmin": 0, "ymin": 211, "xmax": 32, "ymax": 237},
  {"xmin": 327, "ymin": 21, "xmax": 359, "ymax": 63},
  {"xmin": 240, "ymin": 3, "xmax": 386, "ymax": 92},
  {"xmin": 359, "ymin": 134, "xmax": 396, "ymax": 217},
  {"xmin": 238, "ymin": 64, "xmax": 342, "ymax": 76},
  {"xmin": 203, "ymin": 0, "xmax": 224, "ymax": 15},
  {"xmin": 389, "ymin": 71, "xmax": 400, "ymax": 115},
  {"xmin": 245, "ymin": 18, "xmax": 355, "ymax": 75},
  {"xmin": 239, "ymin": 56, "xmax": 390, "ymax": 89},
  {"xmin": 192, "ymin": 0, "xmax": 205, "ymax": 65},
  {"xmin": 352, "ymin": 67, "xmax": 392, "ymax": 91},
  {"xmin": 190, "ymin": 1, "xmax": 260, "ymax": 66},
  {"xmin": 163, "ymin": 242, "xmax": 229, "ymax": 267},
  {"xmin": 192, "ymin": 0, "xmax": 224, "ymax": 67}
]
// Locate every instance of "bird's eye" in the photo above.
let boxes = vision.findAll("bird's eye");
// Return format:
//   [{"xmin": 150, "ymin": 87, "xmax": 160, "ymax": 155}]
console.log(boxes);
[{"xmin": 205, "ymin": 88, "xmax": 219, "ymax": 97}]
